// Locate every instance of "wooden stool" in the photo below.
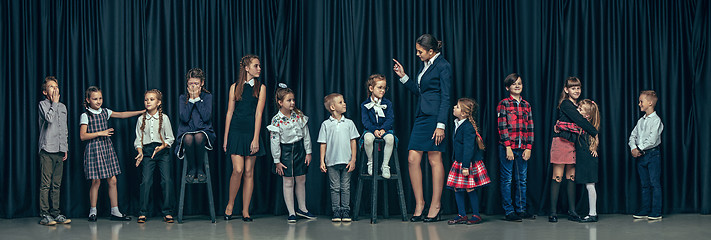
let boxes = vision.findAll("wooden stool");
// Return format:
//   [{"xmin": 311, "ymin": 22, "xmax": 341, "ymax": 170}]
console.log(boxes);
[{"xmin": 353, "ymin": 138, "xmax": 408, "ymax": 223}]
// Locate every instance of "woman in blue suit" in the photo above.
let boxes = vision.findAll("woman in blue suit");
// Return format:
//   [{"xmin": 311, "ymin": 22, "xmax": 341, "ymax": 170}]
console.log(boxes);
[{"xmin": 393, "ymin": 34, "xmax": 452, "ymax": 222}]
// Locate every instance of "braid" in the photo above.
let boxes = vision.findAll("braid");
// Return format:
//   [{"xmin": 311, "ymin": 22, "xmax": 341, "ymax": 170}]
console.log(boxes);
[
  {"xmin": 140, "ymin": 112, "xmax": 147, "ymax": 145},
  {"xmin": 158, "ymin": 106, "xmax": 166, "ymax": 145},
  {"xmin": 459, "ymin": 97, "xmax": 485, "ymax": 150}
]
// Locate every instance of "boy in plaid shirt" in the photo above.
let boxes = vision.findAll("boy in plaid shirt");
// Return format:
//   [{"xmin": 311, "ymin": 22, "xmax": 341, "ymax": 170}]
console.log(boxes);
[{"xmin": 496, "ymin": 73, "xmax": 534, "ymax": 221}]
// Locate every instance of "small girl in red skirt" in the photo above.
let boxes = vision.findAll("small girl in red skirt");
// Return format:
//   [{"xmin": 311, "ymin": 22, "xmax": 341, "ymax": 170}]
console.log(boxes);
[{"xmin": 446, "ymin": 98, "xmax": 490, "ymax": 225}]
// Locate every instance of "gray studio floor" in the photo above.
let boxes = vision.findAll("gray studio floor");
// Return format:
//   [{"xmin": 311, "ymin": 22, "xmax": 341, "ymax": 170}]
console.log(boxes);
[{"xmin": 2, "ymin": 214, "xmax": 711, "ymax": 240}]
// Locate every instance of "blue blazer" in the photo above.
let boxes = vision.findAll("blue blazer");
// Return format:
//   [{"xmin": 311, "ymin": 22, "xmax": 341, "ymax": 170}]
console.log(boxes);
[
  {"xmin": 452, "ymin": 119, "xmax": 483, "ymax": 166},
  {"xmin": 402, "ymin": 55, "xmax": 452, "ymax": 124},
  {"xmin": 360, "ymin": 97, "xmax": 394, "ymax": 132}
]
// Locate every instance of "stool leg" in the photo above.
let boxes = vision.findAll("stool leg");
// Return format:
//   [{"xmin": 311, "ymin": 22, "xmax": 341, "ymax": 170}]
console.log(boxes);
[
  {"xmin": 394, "ymin": 148, "xmax": 408, "ymax": 221},
  {"xmin": 178, "ymin": 157, "xmax": 188, "ymax": 223},
  {"xmin": 353, "ymin": 146, "xmax": 366, "ymax": 221},
  {"xmin": 383, "ymin": 180, "xmax": 389, "ymax": 219},
  {"xmin": 204, "ymin": 152, "xmax": 216, "ymax": 223},
  {"xmin": 371, "ymin": 141, "xmax": 379, "ymax": 224}
]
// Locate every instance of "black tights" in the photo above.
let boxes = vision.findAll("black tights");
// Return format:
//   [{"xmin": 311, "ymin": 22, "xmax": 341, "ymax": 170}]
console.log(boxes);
[
  {"xmin": 550, "ymin": 177, "xmax": 576, "ymax": 215},
  {"xmin": 184, "ymin": 133, "xmax": 207, "ymax": 174}
]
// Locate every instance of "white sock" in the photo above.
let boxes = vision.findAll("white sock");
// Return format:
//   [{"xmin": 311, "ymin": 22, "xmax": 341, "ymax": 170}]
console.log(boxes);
[
  {"xmin": 586, "ymin": 183, "xmax": 597, "ymax": 216},
  {"xmin": 382, "ymin": 134, "xmax": 395, "ymax": 168},
  {"xmin": 283, "ymin": 177, "xmax": 296, "ymax": 216},
  {"xmin": 295, "ymin": 175, "xmax": 308, "ymax": 212},
  {"xmin": 89, "ymin": 207, "xmax": 97, "ymax": 216},
  {"xmin": 111, "ymin": 206, "xmax": 122, "ymax": 216},
  {"xmin": 364, "ymin": 133, "xmax": 375, "ymax": 167}
]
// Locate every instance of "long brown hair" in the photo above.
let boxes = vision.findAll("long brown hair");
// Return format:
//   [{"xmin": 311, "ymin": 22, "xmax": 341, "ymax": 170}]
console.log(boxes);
[
  {"xmin": 140, "ymin": 89, "xmax": 166, "ymax": 146},
  {"xmin": 234, "ymin": 55, "xmax": 261, "ymax": 101},
  {"xmin": 557, "ymin": 76, "xmax": 582, "ymax": 109},
  {"xmin": 185, "ymin": 68, "xmax": 210, "ymax": 104},
  {"xmin": 275, "ymin": 86, "xmax": 303, "ymax": 116},
  {"xmin": 579, "ymin": 99, "xmax": 600, "ymax": 152},
  {"xmin": 458, "ymin": 98, "xmax": 485, "ymax": 150}
]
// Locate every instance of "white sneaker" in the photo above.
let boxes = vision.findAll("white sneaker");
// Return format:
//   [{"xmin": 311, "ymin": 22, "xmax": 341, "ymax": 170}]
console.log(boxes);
[
  {"xmin": 367, "ymin": 161, "xmax": 373, "ymax": 175},
  {"xmin": 382, "ymin": 166, "xmax": 391, "ymax": 179}
]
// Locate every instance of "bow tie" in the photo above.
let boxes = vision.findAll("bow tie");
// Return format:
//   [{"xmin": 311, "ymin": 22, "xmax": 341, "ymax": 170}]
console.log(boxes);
[{"xmin": 364, "ymin": 100, "xmax": 386, "ymax": 118}]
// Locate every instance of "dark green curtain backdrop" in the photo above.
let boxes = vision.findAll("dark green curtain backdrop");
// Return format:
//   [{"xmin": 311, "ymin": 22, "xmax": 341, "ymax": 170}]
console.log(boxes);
[{"xmin": 1, "ymin": 0, "xmax": 709, "ymax": 218}]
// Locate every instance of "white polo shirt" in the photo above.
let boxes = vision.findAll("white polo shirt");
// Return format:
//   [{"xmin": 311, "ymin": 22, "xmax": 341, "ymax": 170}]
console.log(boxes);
[{"xmin": 317, "ymin": 116, "xmax": 360, "ymax": 166}]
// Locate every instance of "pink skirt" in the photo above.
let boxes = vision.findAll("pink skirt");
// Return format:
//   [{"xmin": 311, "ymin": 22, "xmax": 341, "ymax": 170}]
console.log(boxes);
[{"xmin": 550, "ymin": 137, "xmax": 575, "ymax": 164}]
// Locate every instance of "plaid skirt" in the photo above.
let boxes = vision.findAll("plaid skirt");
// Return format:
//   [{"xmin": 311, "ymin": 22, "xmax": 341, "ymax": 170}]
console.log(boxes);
[
  {"xmin": 446, "ymin": 160, "xmax": 490, "ymax": 190},
  {"xmin": 84, "ymin": 136, "xmax": 121, "ymax": 179}
]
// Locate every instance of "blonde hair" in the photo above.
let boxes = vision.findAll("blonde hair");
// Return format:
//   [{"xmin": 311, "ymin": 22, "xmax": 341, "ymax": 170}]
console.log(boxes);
[
  {"xmin": 457, "ymin": 98, "xmax": 485, "ymax": 150},
  {"xmin": 323, "ymin": 93, "xmax": 342, "ymax": 112},
  {"xmin": 140, "ymin": 89, "xmax": 166, "ymax": 146},
  {"xmin": 579, "ymin": 99, "xmax": 600, "ymax": 152},
  {"xmin": 640, "ymin": 90, "xmax": 658, "ymax": 107},
  {"xmin": 365, "ymin": 74, "xmax": 387, "ymax": 97}
]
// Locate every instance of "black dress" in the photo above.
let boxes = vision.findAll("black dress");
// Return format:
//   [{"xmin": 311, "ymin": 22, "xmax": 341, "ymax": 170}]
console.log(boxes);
[
  {"xmin": 225, "ymin": 83, "xmax": 266, "ymax": 157},
  {"xmin": 575, "ymin": 133, "xmax": 598, "ymax": 183}
]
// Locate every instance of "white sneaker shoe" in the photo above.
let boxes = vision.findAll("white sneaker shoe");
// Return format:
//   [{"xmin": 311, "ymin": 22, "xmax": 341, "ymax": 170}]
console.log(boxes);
[
  {"xmin": 367, "ymin": 161, "xmax": 373, "ymax": 175},
  {"xmin": 382, "ymin": 166, "xmax": 391, "ymax": 179}
]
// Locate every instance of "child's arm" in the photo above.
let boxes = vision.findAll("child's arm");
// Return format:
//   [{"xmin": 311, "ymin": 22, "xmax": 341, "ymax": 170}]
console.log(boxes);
[
  {"xmin": 637, "ymin": 118, "xmax": 663, "ymax": 151},
  {"xmin": 163, "ymin": 116, "xmax": 176, "ymax": 147},
  {"xmin": 223, "ymin": 84, "xmax": 237, "ymax": 152},
  {"xmin": 196, "ymin": 93, "xmax": 213, "ymax": 123},
  {"xmin": 302, "ymin": 121, "xmax": 312, "ymax": 166},
  {"xmin": 133, "ymin": 116, "xmax": 144, "ymax": 150},
  {"xmin": 178, "ymin": 95, "xmax": 193, "ymax": 123},
  {"xmin": 523, "ymin": 104, "xmax": 534, "ymax": 160},
  {"xmin": 267, "ymin": 120, "xmax": 282, "ymax": 163},
  {"xmin": 79, "ymin": 124, "xmax": 113, "ymax": 141},
  {"xmin": 628, "ymin": 121, "xmax": 640, "ymax": 156},
  {"xmin": 381, "ymin": 99, "xmax": 395, "ymax": 132},
  {"xmin": 250, "ymin": 85, "xmax": 267, "ymax": 154},
  {"xmin": 38, "ymin": 101, "xmax": 60, "ymax": 123},
  {"xmin": 496, "ymin": 101, "xmax": 514, "ymax": 160},
  {"xmin": 560, "ymin": 101, "xmax": 598, "ymax": 136},
  {"xmin": 461, "ymin": 125, "xmax": 476, "ymax": 168},
  {"xmin": 111, "ymin": 110, "xmax": 145, "ymax": 119},
  {"xmin": 320, "ymin": 143, "xmax": 327, "ymax": 173},
  {"xmin": 346, "ymin": 139, "xmax": 357, "ymax": 172},
  {"xmin": 361, "ymin": 104, "xmax": 377, "ymax": 132}
]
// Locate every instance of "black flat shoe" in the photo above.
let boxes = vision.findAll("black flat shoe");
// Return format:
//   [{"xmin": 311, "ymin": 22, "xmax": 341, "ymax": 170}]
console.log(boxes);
[
  {"xmin": 423, "ymin": 210, "xmax": 441, "ymax": 223},
  {"xmin": 549, "ymin": 215, "xmax": 558, "ymax": 223},
  {"xmin": 242, "ymin": 216, "xmax": 253, "ymax": 222},
  {"xmin": 410, "ymin": 214, "xmax": 423, "ymax": 222},
  {"xmin": 579, "ymin": 215, "xmax": 598, "ymax": 223},
  {"xmin": 88, "ymin": 214, "xmax": 97, "ymax": 222},
  {"xmin": 110, "ymin": 214, "xmax": 131, "ymax": 221},
  {"xmin": 567, "ymin": 211, "xmax": 581, "ymax": 222},
  {"xmin": 224, "ymin": 214, "xmax": 234, "ymax": 220},
  {"xmin": 197, "ymin": 172, "xmax": 207, "ymax": 183}
]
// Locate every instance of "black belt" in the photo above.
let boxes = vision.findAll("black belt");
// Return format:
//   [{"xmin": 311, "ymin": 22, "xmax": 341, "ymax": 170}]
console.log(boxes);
[{"xmin": 640, "ymin": 146, "xmax": 659, "ymax": 156}]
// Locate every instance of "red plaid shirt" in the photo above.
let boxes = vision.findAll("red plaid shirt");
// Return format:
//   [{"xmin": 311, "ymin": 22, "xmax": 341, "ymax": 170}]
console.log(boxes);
[
  {"xmin": 556, "ymin": 121, "xmax": 585, "ymax": 135},
  {"xmin": 497, "ymin": 96, "xmax": 534, "ymax": 149}
]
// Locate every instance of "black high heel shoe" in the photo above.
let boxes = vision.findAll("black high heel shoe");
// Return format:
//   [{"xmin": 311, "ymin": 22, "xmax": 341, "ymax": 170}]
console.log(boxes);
[
  {"xmin": 423, "ymin": 209, "xmax": 441, "ymax": 223},
  {"xmin": 410, "ymin": 214, "xmax": 423, "ymax": 222}
]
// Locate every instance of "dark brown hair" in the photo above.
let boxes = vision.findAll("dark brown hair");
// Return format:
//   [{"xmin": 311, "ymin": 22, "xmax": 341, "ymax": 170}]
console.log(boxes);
[
  {"xmin": 416, "ymin": 34, "xmax": 442, "ymax": 53},
  {"xmin": 557, "ymin": 76, "xmax": 582, "ymax": 109},
  {"xmin": 42, "ymin": 76, "xmax": 58, "ymax": 92},
  {"xmin": 233, "ymin": 55, "xmax": 261, "ymax": 101},
  {"xmin": 365, "ymin": 74, "xmax": 387, "ymax": 97},
  {"xmin": 275, "ymin": 86, "xmax": 303, "ymax": 116}
]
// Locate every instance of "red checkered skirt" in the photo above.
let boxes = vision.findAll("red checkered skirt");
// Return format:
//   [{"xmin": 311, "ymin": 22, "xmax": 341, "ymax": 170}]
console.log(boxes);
[
  {"xmin": 83, "ymin": 110, "xmax": 121, "ymax": 179},
  {"xmin": 446, "ymin": 160, "xmax": 490, "ymax": 190}
]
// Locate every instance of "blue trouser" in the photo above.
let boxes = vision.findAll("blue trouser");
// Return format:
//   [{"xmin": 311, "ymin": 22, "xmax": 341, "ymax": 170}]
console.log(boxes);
[
  {"xmin": 637, "ymin": 148, "xmax": 662, "ymax": 216},
  {"xmin": 327, "ymin": 164, "xmax": 351, "ymax": 212},
  {"xmin": 499, "ymin": 145, "xmax": 528, "ymax": 215}
]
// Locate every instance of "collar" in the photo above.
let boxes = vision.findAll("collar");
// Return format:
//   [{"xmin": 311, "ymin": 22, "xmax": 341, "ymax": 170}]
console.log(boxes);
[
  {"xmin": 145, "ymin": 112, "xmax": 160, "ymax": 120},
  {"xmin": 426, "ymin": 52, "xmax": 441, "ymax": 67},
  {"xmin": 86, "ymin": 107, "xmax": 103, "ymax": 114},
  {"xmin": 454, "ymin": 118, "xmax": 466, "ymax": 127},
  {"xmin": 506, "ymin": 95, "xmax": 524, "ymax": 102},
  {"xmin": 329, "ymin": 115, "xmax": 346, "ymax": 122},
  {"xmin": 276, "ymin": 110, "xmax": 296, "ymax": 120},
  {"xmin": 643, "ymin": 111, "xmax": 658, "ymax": 119},
  {"xmin": 244, "ymin": 79, "xmax": 255, "ymax": 87}
]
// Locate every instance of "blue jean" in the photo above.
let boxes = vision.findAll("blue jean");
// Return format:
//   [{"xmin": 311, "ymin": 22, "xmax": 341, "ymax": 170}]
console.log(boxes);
[
  {"xmin": 499, "ymin": 145, "xmax": 528, "ymax": 215},
  {"xmin": 637, "ymin": 148, "xmax": 662, "ymax": 216},
  {"xmin": 327, "ymin": 164, "xmax": 351, "ymax": 212}
]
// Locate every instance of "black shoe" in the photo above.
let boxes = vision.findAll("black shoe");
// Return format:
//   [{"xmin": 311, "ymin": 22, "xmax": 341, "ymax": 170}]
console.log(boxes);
[
  {"xmin": 88, "ymin": 214, "xmax": 97, "ymax": 222},
  {"xmin": 548, "ymin": 215, "xmax": 558, "ymax": 223},
  {"xmin": 224, "ymin": 214, "xmax": 234, "ymax": 220},
  {"xmin": 567, "ymin": 211, "xmax": 581, "ymax": 222},
  {"xmin": 110, "ymin": 214, "xmax": 131, "ymax": 221},
  {"xmin": 505, "ymin": 213, "xmax": 522, "ymax": 222},
  {"xmin": 197, "ymin": 171, "xmax": 207, "ymax": 183},
  {"xmin": 410, "ymin": 214, "xmax": 423, "ymax": 222},
  {"xmin": 186, "ymin": 170, "xmax": 196, "ymax": 183},
  {"xmin": 423, "ymin": 210, "xmax": 441, "ymax": 223},
  {"xmin": 579, "ymin": 215, "xmax": 598, "ymax": 222},
  {"xmin": 242, "ymin": 216, "xmax": 253, "ymax": 222},
  {"xmin": 517, "ymin": 211, "xmax": 535, "ymax": 219}
]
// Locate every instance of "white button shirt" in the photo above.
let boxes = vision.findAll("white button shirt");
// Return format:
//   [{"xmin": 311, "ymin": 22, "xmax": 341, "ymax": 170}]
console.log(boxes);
[
  {"xmin": 134, "ymin": 112, "xmax": 175, "ymax": 149},
  {"xmin": 628, "ymin": 111, "xmax": 663, "ymax": 151},
  {"xmin": 266, "ymin": 111, "xmax": 313, "ymax": 163}
]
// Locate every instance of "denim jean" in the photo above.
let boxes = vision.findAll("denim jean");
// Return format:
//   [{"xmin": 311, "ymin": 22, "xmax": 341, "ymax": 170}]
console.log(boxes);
[
  {"xmin": 327, "ymin": 164, "xmax": 351, "ymax": 212},
  {"xmin": 499, "ymin": 145, "xmax": 528, "ymax": 215},
  {"xmin": 637, "ymin": 148, "xmax": 662, "ymax": 216}
]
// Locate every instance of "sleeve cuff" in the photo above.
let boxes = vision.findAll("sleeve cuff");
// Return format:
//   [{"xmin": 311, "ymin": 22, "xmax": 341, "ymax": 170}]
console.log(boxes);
[
  {"xmin": 400, "ymin": 75, "xmax": 409, "ymax": 84},
  {"xmin": 273, "ymin": 157, "xmax": 281, "ymax": 164},
  {"xmin": 436, "ymin": 123, "xmax": 446, "ymax": 130}
]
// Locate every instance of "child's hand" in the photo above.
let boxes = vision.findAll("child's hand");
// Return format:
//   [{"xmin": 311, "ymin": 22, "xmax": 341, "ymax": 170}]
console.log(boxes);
[
  {"xmin": 63, "ymin": 152, "xmax": 68, "ymax": 161},
  {"xmin": 275, "ymin": 163, "xmax": 287, "ymax": 176},
  {"xmin": 392, "ymin": 59, "xmax": 406, "ymax": 78},
  {"xmin": 522, "ymin": 149, "xmax": 531, "ymax": 161},
  {"xmin": 250, "ymin": 139, "xmax": 259, "ymax": 155},
  {"xmin": 135, "ymin": 149, "xmax": 143, "ymax": 167},
  {"xmin": 346, "ymin": 160, "xmax": 356, "ymax": 172},
  {"xmin": 50, "ymin": 89, "xmax": 60, "ymax": 103},
  {"xmin": 151, "ymin": 143, "xmax": 168, "ymax": 159},
  {"xmin": 188, "ymin": 85, "xmax": 201, "ymax": 99},
  {"xmin": 462, "ymin": 168, "xmax": 469, "ymax": 176},
  {"xmin": 506, "ymin": 147, "xmax": 515, "ymax": 160},
  {"xmin": 305, "ymin": 154, "xmax": 312, "ymax": 166},
  {"xmin": 631, "ymin": 148, "xmax": 640, "ymax": 157},
  {"xmin": 591, "ymin": 150, "xmax": 598, "ymax": 158},
  {"xmin": 320, "ymin": 162, "xmax": 327, "ymax": 173},
  {"xmin": 100, "ymin": 128, "xmax": 115, "ymax": 137}
]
